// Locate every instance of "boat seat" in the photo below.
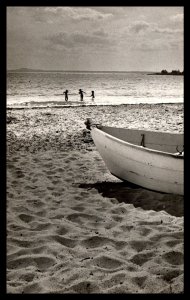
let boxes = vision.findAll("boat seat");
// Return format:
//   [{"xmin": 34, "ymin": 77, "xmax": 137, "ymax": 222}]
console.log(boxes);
[{"xmin": 140, "ymin": 134, "xmax": 145, "ymax": 147}]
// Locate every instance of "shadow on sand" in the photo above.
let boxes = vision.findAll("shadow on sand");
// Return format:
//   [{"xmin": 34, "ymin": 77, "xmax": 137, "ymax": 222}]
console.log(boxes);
[{"xmin": 79, "ymin": 181, "xmax": 183, "ymax": 217}]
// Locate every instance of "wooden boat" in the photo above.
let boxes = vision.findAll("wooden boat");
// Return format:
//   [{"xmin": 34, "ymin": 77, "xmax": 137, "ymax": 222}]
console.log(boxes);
[{"xmin": 85, "ymin": 119, "xmax": 184, "ymax": 195}]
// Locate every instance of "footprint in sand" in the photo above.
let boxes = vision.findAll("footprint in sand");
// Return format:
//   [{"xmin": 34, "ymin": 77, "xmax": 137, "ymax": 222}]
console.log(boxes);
[
  {"xmin": 162, "ymin": 269, "xmax": 182, "ymax": 282},
  {"xmin": 56, "ymin": 226, "xmax": 69, "ymax": 235},
  {"xmin": 30, "ymin": 222, "xmax": 52, "ymax": 231},
  {"xmin": 81, "ymin": 236, "xmax": 112, "ymax": 249},
  {"xmin": 31, "ymin": 245, "xmax": 47, "ymax": 254},
  {"xmin": 34, "ymin": 256, "xmax": 56, "ymax": 270},
  {"xmin": 7, "ymin": 192, "xmax": 15, "ymax": 199},
  {"xmin": 131, "ymin": 275, "xmax": 147, "ymax": 289},
  {"xmin": 73, "ymin": 195, "xmax": 84, "ymax": 201},
  {"xmin": 111, "ymin": 215, "xmax": 123, "ymax": 222},
  {"xmin": 150, "ymin": 231, "xmax": 183, "ymax": 242},
  {"xmin": 65, "ymin": 280, "xmax": 100, "ymax": 294},
  {"xmin": 46, "ymin": 170, "xmax": 56, "ymax": 176},
  {"xmin": 19, "ymin": 272, "xmax": 36, "ymax": 283},
  {"xmin": 129, "ymin": 240, "xmax": 153, "ymax": 252},
  {"xmin": 130, "ymin": 251, "xmax": 155, "ymax": 266},
  {"xmin": 11, "ymin": 180, "xmax": 20, "ymax": 185},
  {"xmin": 64, "ymin": 178, "xmax": 74, "ymax": 183},
  {"xmin": 162, "ymin": 251, "xmax": 183, "ymax": 266},
  {"xmin": 81, "ymin": 237, "xmax": 127, "ymax": 251},
  {"xmin": 35, "ymin": 210, "xmax": 47, "ymax": 217},
  {"xmin": 18, "ymin": 214, "xmax": 34, "ymax": 223},
  {"xmin": 47, "ymin": 186, "xmax": 55, "ymax": 191},
  {"xmin": 53, "ymin": 235, "xmax": 77, "ymax": 248},
  {"xmin": 110, "ymin": 207, "xmax": 127, "ymax": 215},
  {"xmin": 119, "ymin": 224, "xmax": 134, "ymax": 231},
  {"xmin": 51, "ymin": 191, "xmax": 63, "ymax": 197},
  {"xmin": 101, "ymin": 271, "xmax": 127, "ymax": 289},
  {"xmin": 138, "ymin": 227, "xmax": 152, "ymax": 237},
  {"xmin": 93, "ymin": 255, "xmax": 123, "ymax": 270},
  {"xmin": 67, "ymin": 213, "xmax": 102, "ymax": 225},
  {"xmin": 22, "ymin": 282, "xmax": 43, "ymax": 293},
  {"xmin": 165, "ymin": 240, "xmax": 181, "ymax": 248},
  {"xmin": 8, "ymin": 255, "xmax": 55, "ymax": 271},
  {"xmin": 42, "ymin": 163, "xmax": 53, "ymax": 168},
  {"xmin": 8, "ymin": 238, "xmax": 36, "ymax": 248},
  {"xmin": 71, "ymin": 205, "xmax": 85, "ymax": 212},
  {"xmin": 15, "ymin": 170, "xmax": 25, "ymax": 178},
  {"xmin": 27, "ymin": 199, "xmax": 45, "ymax": 208}
]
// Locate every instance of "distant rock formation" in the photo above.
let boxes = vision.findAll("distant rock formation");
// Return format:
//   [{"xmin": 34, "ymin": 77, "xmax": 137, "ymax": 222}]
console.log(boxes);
[
  {"xmin": 148, "ymin": 69, "xmax": 184, "ymax": 75},
  {"xmin": 7, "ymin": 68, "xmax": 46, "ymax": 72}
]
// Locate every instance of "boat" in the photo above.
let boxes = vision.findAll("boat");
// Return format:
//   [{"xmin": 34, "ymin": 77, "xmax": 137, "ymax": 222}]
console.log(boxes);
[{"xmin": 85, "ymin": 119, "xmax": 184, "ymax": 195}]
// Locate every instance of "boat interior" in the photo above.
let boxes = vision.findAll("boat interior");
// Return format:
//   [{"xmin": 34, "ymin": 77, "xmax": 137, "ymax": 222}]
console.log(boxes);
[{"xmin": 100, "ymin": 126, "xmax": 184, "ymax": 154}]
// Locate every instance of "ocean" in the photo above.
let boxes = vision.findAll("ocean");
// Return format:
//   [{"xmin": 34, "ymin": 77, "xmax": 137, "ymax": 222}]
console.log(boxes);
[{"xmin": 7, "ymin": 71, "xmax": 184, "ymax": 108}]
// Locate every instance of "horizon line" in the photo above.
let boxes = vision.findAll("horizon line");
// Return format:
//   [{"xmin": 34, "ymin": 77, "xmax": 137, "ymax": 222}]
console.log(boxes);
[{"xmin": 7, "ymin": 68, "xmax": 157, "ymax": 73}]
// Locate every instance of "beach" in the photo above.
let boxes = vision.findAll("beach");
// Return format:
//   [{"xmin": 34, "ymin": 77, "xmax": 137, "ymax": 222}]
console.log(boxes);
[{"xmin": 7, "ymin": 103, "xmax": 184, "ymax": 294}]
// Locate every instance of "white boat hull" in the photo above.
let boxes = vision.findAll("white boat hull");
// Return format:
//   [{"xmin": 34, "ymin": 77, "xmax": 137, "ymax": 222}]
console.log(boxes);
[{"xmin": 91, "ymin": 127, "xmax": 184, "ymax": 195}]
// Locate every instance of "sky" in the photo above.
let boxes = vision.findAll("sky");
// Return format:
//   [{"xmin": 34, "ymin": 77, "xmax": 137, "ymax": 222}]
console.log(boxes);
[{"xmin": 7, "ymin": 6, "xmax": 184, "ymax": 72}]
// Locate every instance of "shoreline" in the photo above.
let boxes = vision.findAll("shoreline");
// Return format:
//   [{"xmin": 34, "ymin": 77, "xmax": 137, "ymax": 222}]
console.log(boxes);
[
  {"xmin": 7, "ymin": 102, "xmax": 184, "ymax": 111},
  {"xmin": 7, "ymin": 103, "xmax": 183, "ymax": 154}
]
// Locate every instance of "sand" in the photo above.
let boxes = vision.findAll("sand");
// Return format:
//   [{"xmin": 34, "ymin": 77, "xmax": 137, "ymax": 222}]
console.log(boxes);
[{"xmin": 7, "ymin": 103, "xmax": 184, "ymax": 294}]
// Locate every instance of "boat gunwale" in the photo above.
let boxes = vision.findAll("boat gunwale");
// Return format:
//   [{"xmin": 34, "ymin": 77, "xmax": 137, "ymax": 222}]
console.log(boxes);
[{"xmin": 92, "ymin": 127, "xmax": 184, "ymax": 160}]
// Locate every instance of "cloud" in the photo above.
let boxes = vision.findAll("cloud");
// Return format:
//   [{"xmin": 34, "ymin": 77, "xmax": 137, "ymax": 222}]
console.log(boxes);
[
  {"xmin": 134, "ymin": 36, "xmax": 183, "ymax": 52},
  {"xmin": 129, "ymin": 21, "xmax": 150, "ymax": 34},
  {"xmin": 121, "ymin": 20, "xmax": 183, "ymax": 52},
  {"xmin": 45, "ymin": 32, "xmax": 74, "ymax": 49},
  {"xmin": 170, "ymin": 13, "xmax": 183, "ymax": 23},
  {"xmin": 73, "ymin": 33, "xmax": 109, "ymax": 44},
  {"xmin": 45, "ymin": 31, "xmax": 113, "ymax": 51},
  {"xmin": 92, "ymin": 29, "xmax": 108, "ymax": 37},
  {"xmin": 168, "ymin": 38, "xmax": 184, "ymax": 50},
  {"xmin": 126, "ymin": 20, "xmax": 183, "ymax": 36},
  {"xmin": 7, "ymin": 7, "xmax": 184, "ymax": 71},
  {"xmin": 31, "ymin": 7, "xmax": 113, "ymax": 23},
  {"xmin": 136, "ymin": 40, "xmax": 167, "ymax": 51},
  {"xmin": 153, "ymin": 27, "xmax": 183, "ymax": 34}
]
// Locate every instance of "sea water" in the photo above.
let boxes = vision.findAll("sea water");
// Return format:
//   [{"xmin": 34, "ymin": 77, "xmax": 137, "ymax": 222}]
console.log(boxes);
[{"xmin": 7, "ymin": 71, "xmax": 184, "ymax": 108}]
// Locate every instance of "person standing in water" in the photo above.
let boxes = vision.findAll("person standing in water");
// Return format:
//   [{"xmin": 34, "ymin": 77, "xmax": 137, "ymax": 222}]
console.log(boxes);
[
  {"xmin": 63, "ymin": 90, "xmax": 69, "ymax": 101},
  {"xmin": 90, "ymin": 90, "xmax": 95, "ymax": 100},
  {"xmin": 79, "ymin": 89, "xmax": 86, "ymax": 101}
]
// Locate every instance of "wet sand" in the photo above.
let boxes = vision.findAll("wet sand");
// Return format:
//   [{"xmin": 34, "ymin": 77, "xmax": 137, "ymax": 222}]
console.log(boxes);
[{"xmin": 7, "ymin": 103, "xmax": 184, "ymax": 293}]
